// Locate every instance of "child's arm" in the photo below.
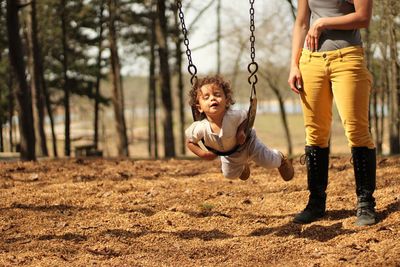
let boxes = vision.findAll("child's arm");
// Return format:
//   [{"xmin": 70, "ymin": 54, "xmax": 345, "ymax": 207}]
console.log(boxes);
[{"xmin": 186, "ymin": 140, "xmax": 218, "ymax": 160}]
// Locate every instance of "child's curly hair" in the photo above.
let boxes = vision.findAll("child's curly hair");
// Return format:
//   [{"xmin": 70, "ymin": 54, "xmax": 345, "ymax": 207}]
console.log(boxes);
[{"xmin": 189, "ymin": 75, "xmax": 235, "ymax": 120}]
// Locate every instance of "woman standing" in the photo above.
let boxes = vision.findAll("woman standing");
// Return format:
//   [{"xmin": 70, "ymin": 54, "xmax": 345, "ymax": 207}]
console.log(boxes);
[{"xmin": 288, "ymin": 0, "xmax": 376, "ymax": 226}]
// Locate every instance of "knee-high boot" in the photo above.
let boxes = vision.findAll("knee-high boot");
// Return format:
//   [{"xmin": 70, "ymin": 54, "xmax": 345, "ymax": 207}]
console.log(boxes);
[
  {"xmin": 352, "ymin": 147, "xmax": 377, "ymax": 226},
  {"xmin": 293, "ymin": 146, "xmax": 329, "ymax": 224}
]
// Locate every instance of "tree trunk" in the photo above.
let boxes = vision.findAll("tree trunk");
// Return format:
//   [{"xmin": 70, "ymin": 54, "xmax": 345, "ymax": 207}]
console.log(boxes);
[
  {"xmin": 231, "ymin": 38, "xmax": 247, "ymax": 90},
  {"xmin": 6, "ymin": 0, "xmax": 36, "ymax": 160},
  {"xmin": 365, "ymin": 27, "xmax": 383, "ymax": 154},
  {"xmin": 260, "ymin": 71, "xmax": 293, "ymax": 155},
  {"xmin": 8, "ymin": 71, "xmax": 14, "ymax": 152},
  {"xmin": 155, "ymin": 0, "xmax": 175, "ymax": 158},
  {"xmin": 173, "ymin": 3, "xmax": 185, "ymax": 156},
  {"xmin": 94, "ymin": 0, "xmax": 105, "ymax": 149},
  {"xmin": 388, "ymin": 11, "xmax": 400, "ymax": 154},
  {"xmin": 148, "ymin": 4, "xmax": 158, "ymax": 158},
  {"xmin": 26, "ymin": 0, "xmax": 48, "ymax": 157},
  {"xmin": 374, "ymin": 43, "xmax": 389, "ymax": 155},
  {"xmin": 0, "ymin": 85, "xmax": 3, "ymax": 152},
  {"xmin": 43, "ymin": 70, "xmax": 58, "ymax": 157},
  {"xmin": 381, "ymin": 71, "xmax": 388, "ymax": 155},
  {"xmin": 61, "ymin": 0, "xmax": 71, "ymax": 156},
  {"xmin": 373, "ymin": 73, "xmax": 382, "ymax": 155},
  {"xmin": 375, "ymin": 3, "xmax": 388, "ymax": 155},
  {"xmin": 31, "ymin": 2, "xmax": 58, "ymax": 157},
  {"xmin": 0, "ymin": 118, "xmax": 3, "ymax": 152},
  {"xmin": 108, "ymin": 0, "xmax": 129, "ymax": 157}
]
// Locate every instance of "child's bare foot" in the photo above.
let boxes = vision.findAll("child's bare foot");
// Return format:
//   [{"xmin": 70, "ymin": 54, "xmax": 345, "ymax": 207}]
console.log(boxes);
[
  {"xmin": 278, "ymin": 152, "xmax": 294, "ymax": 181},
  {"xmin": 239, "ymin": 164, "xmax": 250, "ymax": 180}
]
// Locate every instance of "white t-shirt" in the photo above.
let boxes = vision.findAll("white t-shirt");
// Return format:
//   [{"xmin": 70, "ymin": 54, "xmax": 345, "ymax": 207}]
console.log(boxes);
[{"xmin": 185, "ymin": 109, "xmax": 247, "ymax": 153}]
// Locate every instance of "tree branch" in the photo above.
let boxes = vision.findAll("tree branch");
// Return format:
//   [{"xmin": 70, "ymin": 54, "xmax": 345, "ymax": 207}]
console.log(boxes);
[
  {"xmin": 188, "ymin": 0, "xmax": 214, "ymax": 32},
  {"xmin": 17, "ymin": 0, "xmax": 32, "ymax": 9},
  {"xmin": 285, "ymin": 0, "xmax": 296, "ymax": 21}
]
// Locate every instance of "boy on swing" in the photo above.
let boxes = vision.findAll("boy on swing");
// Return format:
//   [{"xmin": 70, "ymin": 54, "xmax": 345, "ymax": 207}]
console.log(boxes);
[{"xmin": 185, "ymin": 75, "xmax": 294, "ymax": 181}]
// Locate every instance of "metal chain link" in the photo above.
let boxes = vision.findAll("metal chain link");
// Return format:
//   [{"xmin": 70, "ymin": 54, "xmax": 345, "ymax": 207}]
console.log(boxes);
[
  {"xmin": 248, "ymin": 0, "xmax": 258, "ymax": 92},
  {"xmin": 244, "ymin": 0, "xmax": 258, "ymax": 140},
  {"xmin": 176, "ymin": 0, "xmax": 198, "ymax": 86},
  {"xmin": 249, "ymin": 0, "xmax": 256, "ymax": 63}
]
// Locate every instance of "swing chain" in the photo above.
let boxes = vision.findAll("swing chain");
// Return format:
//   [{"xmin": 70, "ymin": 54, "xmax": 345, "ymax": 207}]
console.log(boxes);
[
  {"xmin": 248, "ymin": 0, "xmax": 258, "ymax": 90},
  {"xmin": 177, "ymin": 0, "xmax": 198, "ymax": 86}
]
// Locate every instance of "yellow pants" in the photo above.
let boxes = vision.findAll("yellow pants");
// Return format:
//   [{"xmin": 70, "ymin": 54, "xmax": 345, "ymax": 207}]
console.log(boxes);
[{"xmin": 299, "ymin": 46, "xmax": 375, "ymax": 149}]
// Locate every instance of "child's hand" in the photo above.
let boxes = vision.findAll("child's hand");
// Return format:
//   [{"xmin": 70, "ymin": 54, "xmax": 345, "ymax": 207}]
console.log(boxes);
[
  {"xmin": 236, "ymin": 129, "xmax": 246, "ymax": 145},
  {"xmin": 187, "ymin": 140, "xmax": 217, "ymax": 160},
  {"xmin": 201, "ymin": 150, "xmax": 218, "ymax": 160},
  {"xmin": 236, "ymin": 119, "xmax": 248, "ymax": 145}
]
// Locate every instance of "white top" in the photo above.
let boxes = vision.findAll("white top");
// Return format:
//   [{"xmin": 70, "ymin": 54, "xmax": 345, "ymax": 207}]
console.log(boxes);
[{"xmin": 185, "ymin": 109, "xmax": 247, "ymax": 152}]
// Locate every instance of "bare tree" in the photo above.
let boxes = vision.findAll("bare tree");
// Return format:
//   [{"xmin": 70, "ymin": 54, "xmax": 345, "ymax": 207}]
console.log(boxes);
[
  {"xmin": 216, "ymin": 0, "xmax": 221, "ymax": 74},
  {"xmin": 155, "ymin": 0, "xmax": 175, "ymax": 158},
  {"xmin": 230, "ymin": 36, "xmax": 247, "ymax": 90},
  {"xmin": 42, "ymin": 65, "xmax": 58, "ymax": 157},
  {"xmin": 285, "ymin": 0, "xmax": 296, "ymax": 21},
  {"xmin": 60, "ymin": 0, "xmax": 71, "ymax": 156},
  {"xmin": 25, "ymin": 0, "xmax": 48, "ymax": 157},
  {"xmin": 6, "ymin": 0, "xmax": 36, "ymax": 160},
  {"xmin": 370, "ymin": 3, "xmax": 388, "ymax": 155},
  {"xmin": 94, "ymin": 0, "xmax": 105, "ymax": 150},
  {"xmin": 0, "ymin": 118, "xmax": 3, "ymax": 152},
  {"xmin": 0, "ymin": 76, "xmax": 4, "ymax": 151},
  {"xmin": 148, "ymin": 0, "xmax": 158, "ymax": 158},
  {"xmin": 387, "ymin": 2, "xmax": 400, "ymax": 154},
  {"xmin": 259, "ymin": 70, "xmax": 293, "ymax": 155},
  {"xmin": 172, "ymin": 2, "xmax": 185, "ymax": 155},
  {"xmin": 7, "ymin": 72, "xmax": 15, "ymax": 152},
  {"xmin": 108, "ymin": 0, "xmax": 129, "ymax": 157},
  {"xmin": 372, "ymin": 48, "xmax": 386, "ymax": 155}
]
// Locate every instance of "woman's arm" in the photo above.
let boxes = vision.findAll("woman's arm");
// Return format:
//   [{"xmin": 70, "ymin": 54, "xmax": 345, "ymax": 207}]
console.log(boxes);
[
  {"xmin": 306, "ymin": 0, "xmax": 373, "ymax": 51},
  {"xmin": 319, "ymin": 0, "xmax": 372, "ymax": 29},
  {"xmin": 288, "ymin": 0, "xmax": 310, "ymax": 94}
]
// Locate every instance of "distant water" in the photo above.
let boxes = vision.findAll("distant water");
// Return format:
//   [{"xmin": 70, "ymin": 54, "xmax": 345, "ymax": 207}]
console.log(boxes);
[
  {"xmin": 5, "ymin": 101, "xmax": 386, "ymax": 126},
  {"xmin": 235, "ymin": 100, "xmax": 302, "ymax": 114}
]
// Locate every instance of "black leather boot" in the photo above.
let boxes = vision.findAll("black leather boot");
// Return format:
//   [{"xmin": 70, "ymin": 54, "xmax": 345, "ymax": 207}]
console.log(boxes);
[
  {"xmin": 352, "ymin": 147, "xmax": 377, "ymax": 226},
  {"xmin": 293, "ymin": 146, "xmax": 329, "ymax": 224}
]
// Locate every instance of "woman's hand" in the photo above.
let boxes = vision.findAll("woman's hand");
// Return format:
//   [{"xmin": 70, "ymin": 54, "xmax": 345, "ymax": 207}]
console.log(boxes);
[
  {"xmin": 306, "ymin": 18, "xmax": 325, "ymax": 51},
  {"xmin": 288, "ymin": 66, "xmax": 303, "ymax": 94}
]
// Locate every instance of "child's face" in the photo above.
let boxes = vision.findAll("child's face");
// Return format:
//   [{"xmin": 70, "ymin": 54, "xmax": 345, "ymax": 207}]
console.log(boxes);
[{"xmin": 197, "ymin": 83, "xmax": 227, "ymax": 120}]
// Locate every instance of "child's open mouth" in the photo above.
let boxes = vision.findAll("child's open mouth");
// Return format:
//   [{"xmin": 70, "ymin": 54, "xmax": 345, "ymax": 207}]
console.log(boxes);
[{"xmin": 210, "ymin": 102, "xmax": 219, "ymax": 108}]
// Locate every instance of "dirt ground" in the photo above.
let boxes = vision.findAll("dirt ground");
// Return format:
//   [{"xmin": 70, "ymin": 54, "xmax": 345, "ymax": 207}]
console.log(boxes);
[{"xmin": 0, "ymin": 155, "xmax": 399, "ymax": 266}]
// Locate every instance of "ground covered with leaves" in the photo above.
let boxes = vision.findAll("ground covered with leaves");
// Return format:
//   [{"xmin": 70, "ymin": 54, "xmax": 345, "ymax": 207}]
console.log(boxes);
[{"xmin": 0, "ymin": 156, "xmax": 399, "ymax": 266}]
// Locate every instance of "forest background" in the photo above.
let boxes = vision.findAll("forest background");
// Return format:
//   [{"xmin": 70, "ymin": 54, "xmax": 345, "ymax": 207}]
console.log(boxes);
[{"xmin": 1, "ymin": 0, "xmax": 399, "ymax": 161}]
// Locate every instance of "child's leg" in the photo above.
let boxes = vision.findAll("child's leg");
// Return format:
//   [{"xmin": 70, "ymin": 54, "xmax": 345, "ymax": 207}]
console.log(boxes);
[
  {"xmin": 248, "ymin": 132, "xmax": 281, "ymax": 169},
  {"xmin": 220, "ymin": 150, "xmax": 248, "ymax": 179},
  {"xmin": 248, "ymin": 131, "xmax": 294, "ymax": 181}
]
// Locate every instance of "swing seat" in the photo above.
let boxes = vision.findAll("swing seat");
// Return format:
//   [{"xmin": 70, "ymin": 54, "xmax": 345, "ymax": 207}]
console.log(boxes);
[{"xmin": 245, "ymin": 95, "xmax": 257, "ymax": 138}]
